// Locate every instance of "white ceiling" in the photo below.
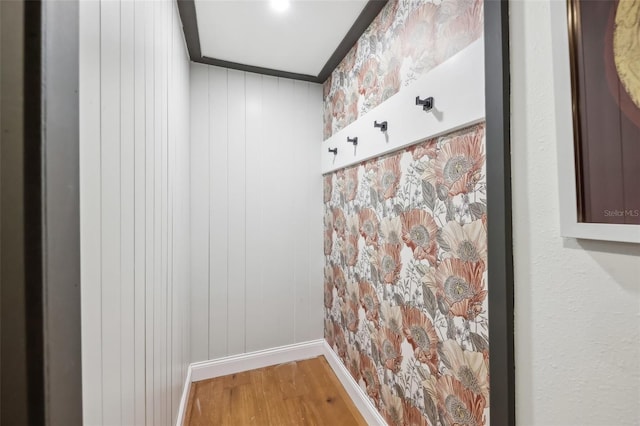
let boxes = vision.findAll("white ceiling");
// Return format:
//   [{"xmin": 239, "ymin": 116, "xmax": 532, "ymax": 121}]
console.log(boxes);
[{"xmin": 194, "ymin": 0, "xmax": 369, "ymax": 77}]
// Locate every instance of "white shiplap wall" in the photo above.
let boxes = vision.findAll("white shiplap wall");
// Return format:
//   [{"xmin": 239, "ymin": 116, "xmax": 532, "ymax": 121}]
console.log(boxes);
[
  {"xmin": 189, "ymin": 63, "xmax": 324, "ymax": 362},
  {"xmin": 79, "ymin": 1, "xmax": 190, "ymax": 425}
]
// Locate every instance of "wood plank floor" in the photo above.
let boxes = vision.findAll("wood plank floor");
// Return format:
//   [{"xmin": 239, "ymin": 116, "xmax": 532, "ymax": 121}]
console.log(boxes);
[{"xmin": 183, "ymin": 356, "xmax": 368, "ymax": 426}]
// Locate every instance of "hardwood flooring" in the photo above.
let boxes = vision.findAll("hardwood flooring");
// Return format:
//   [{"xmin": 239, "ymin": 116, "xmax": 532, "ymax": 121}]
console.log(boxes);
[{"xmin": 183, "ymin": 356, "xmax": 368, "ymax": 425}]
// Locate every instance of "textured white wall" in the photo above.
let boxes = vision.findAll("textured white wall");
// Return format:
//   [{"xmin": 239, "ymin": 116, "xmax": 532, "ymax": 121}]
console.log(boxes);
[
  {"xmin": 189, "ymin": 63, "xmax": 324, "ymax": 363},
  {"xmin": 79, "ymin": 1, "xmax": 191, "ymax": 425},
  {"xmin": 511, "ymin": 1, "xmax": 640, "ymax": 425}
]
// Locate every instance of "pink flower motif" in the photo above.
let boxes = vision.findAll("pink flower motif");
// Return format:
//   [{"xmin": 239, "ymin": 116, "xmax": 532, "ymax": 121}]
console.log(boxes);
[
  {"xmin": 376, "ymin": 0, "xmax": 399, "ymax": 35},
  {"xmin": 342, "ymin": 43, "xmax": 358, "ymax": 74},
  {"xmin": 334, "ymin": 322, "xmax": 347, "ymax": 359},
  {"xmin": 323, "ymin": 74, "xmax": 332, "ymax": 100},
  {"xmin": 358, "ymin": 208, "xmax": 380, "ymax": 247},
  {"xmin": 333, "ymin": 265, "xmax": 347, "ymax": 298},
  {"xmin": 374, "ymin": 327, "xmax": 403, "ymax": 373},
  {"xmin": 358, "ymin": 280, "xmax": 380, "ymax": 322},
  {"xmin": 409, "ymin": 138, "xmax": 438, "ymax": 160},
  {"xmin": 433, "ymin": 375, "xmax": 487, "ymax": 426},
  {"xmin": 400, "ymin": 2, "xmax": 437, "ymax": 57},
  {"xmin": 323, "ymin": 276, "xmax": 333, "ymax": 309},
  {"xmin": 332, "ymin": 207, "xmax": 346, "ymax": 237},
  {"xmin": 435, "ymin": 124, "xmax": 485, "ymax": 196},
  {"xmin": 377, "ymin": 243, "xmax": 402, "ymax": 285},
  {"xmin": 324, "ymin": 228, "xmax": 333, "ymax": 256},
  {"xmin": 376, "ymin": 155, "xmax": 402, "ymax": 200},
  {"xmin": 341, "ymin": 299, "xmax": 360, "ymax": 333},
  {"xmin": 360, "ymin": 353, "xmax": 381, "ymax": 405},
  {"xmin": 401, "ymin": 306, "xmax": 439, "ymax": 375},
  {"xmin": 343, "ymin": 234, "xmax": 359, "ymax": 267},
  {"xmin": 402, "ymin": 400, "xmax": 429, "ymax": 426},
  {"xmin": 323, "ymin": 174, "xmax": 333, "ymax": 203},
  {"xmin": 332, "ymin": 89, "xmax": 346, "ymax": 122},
  {"xmin": 435, "ymin": 258, "xmax": 487, "ymax": 320},
  {"xmin": 358, "ymin": 58, "xmax": 379, "ymax": 98},
  {"xmin": 344, "ymin": 167, "xmax": 358, "ymax": 202},
  {"xmin": 380, "ymin": 66, "xmax": 401, "ymax": 103},
  {"xmin": 401, "ymin": 209, "xmax": 439, "ymax": 265}
]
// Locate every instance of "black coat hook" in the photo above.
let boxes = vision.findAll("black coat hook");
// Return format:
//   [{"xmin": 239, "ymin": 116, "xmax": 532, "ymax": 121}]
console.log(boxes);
[
  {"xmin": 416, "ymin": 96, "xmax": 434, "ymax": 112},
  {"xmin": 328, "ymin": 147, "xmax": 338, "ymax": 155},
  {"xmin": 347, "ymin": 136, "xmax": 358, "ymax": 146},
  {"xmin": 374, "ymin": 120, "xmax": 388, "ymax": 132}
]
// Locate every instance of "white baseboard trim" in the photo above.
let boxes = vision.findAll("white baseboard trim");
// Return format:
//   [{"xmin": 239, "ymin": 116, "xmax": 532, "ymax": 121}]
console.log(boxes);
[
  {"xmin": 175, "ymin": 338, "xmax": 386, "ymax": 426},
  {"xmin": 175, "ymin": 364, "xmax": 192, "ymax": 426},
  {"xmin": 189, "ymin": 339, "xmax": 325, "ymax": 382},
  {"xmin": 321, "ymin": 340, "xmax": 387, "ymax": 426}
]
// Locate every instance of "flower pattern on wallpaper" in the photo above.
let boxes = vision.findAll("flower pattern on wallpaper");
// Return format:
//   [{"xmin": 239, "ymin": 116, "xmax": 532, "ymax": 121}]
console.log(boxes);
[
  {"xmin": 323, "ymin": 0, "xmax": 484, "ymax": 140},
  {"xmin": 324, "ymin": 123, "xmax": 489, "ymax": 426}
]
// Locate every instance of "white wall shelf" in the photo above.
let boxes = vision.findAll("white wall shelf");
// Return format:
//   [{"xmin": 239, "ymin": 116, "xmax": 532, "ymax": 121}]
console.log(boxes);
[{"xmin": 321, "ymin": 38, "xmax": 485, "ymax": 174}]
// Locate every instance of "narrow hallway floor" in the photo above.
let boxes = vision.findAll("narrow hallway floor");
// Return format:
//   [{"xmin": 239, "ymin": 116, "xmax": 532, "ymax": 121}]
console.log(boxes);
[{"xmin": 184, "ymin": 356, "xmax": 367, "ymax": 425}]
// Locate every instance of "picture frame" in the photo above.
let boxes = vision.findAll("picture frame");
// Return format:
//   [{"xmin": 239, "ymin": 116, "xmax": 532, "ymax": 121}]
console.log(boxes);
[{"xmin": 552, "ymin": 0, "xmax": 640, "ymax": 244}]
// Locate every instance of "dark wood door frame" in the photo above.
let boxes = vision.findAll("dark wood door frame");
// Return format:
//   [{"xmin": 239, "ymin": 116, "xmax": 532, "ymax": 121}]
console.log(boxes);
[
  {"xmin": 485, "ymin": 0, "xmax": 516, "ymax": 424},
  {"xmin": 0, "ymin": 1, "xmax": 513, "ymax": 424},
  {"xmin": 1, "ymin": 0, "xmax": 83, "ymax": 424}
]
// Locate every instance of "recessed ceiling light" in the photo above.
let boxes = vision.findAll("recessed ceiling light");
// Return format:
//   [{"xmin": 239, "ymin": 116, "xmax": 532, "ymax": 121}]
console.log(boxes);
[{"xmin": 270, "ymin": 0, "xmax": 290, "ymax": 13}]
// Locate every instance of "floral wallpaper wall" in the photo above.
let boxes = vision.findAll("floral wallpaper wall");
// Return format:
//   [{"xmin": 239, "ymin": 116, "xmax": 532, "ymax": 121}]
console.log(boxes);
[
  {"xmin": 323, "ymin": 0, "xmax": 484, "ymax": 140},
  {"xmin": 323, "ymin": 123, "xmax": 489, "ymax": 425}
]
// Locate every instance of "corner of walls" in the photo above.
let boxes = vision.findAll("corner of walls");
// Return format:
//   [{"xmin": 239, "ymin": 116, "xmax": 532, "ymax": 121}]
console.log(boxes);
[
  {"xmin": 79, "ymin": 1, "xmax": 192, "ymax": 425},
  {"xmin": 188, "ymin": 63, "xmax": 324, "ymax": 364}
]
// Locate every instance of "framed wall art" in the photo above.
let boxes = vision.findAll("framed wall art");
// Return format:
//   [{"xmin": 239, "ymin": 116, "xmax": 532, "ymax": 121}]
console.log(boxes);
[{"xmin": 552, "ymin": 0, "xmax": 640, "ymax": 243}]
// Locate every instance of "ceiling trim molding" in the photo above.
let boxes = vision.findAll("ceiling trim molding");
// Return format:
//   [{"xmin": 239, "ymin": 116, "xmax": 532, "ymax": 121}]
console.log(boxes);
[
  {"xmin": 199, "ymin": 56, "xmax": 320, "ymax": 82},
  {"xmin": 176, "ymin": 0, "xmax": 388, "ymax": 84},
  {"xmin": 177, "ymin": 0, "xmax": 202, "ymax": 61}
]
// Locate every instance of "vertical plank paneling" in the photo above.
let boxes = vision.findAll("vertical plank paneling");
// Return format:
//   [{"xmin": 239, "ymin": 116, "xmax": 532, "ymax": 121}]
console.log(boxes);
[
  {"xmin": 119, "ymin": 2, "xmax": 135, "ymax": 424},
  {"xmin": 189, "ymin": 69, "xmax": 323, "ymax": 367},
  {"xmin": 167, "ymin": 4, "xmax": 177, "ymax": 418},
  {"xmin": 274, "ymin": 77, "xmax": 295, "ymax": 347},
  {"xmin": 100, "ymin": 1, "xmax": 122, "ymax": 424},
  {"xmin": 189, "ymin": 64, "xmax": 209, "ymax": 362},
  {"xmin": 132, "ymin": 1, "xmax": 146, "ymax": 423},
  {"xmin": 191, "ymin": 64, "xmax": 323, "ymax": 361},
  {"xmin": 79, "ymin": 0, "xmax": 103, "ymax": 423},
  {"xmin": 307, "ymin": 83, "xmax": 324, "ymax": 340},
  {"xmin": 166, "ymin": 3, "xmax": 173, "ymax": 419},
  {"xmin": 226, "ymin": 69, "xmax": 247, "ymax": 356},
  {"xmin": 292, "ymin": 81, "xmax": 310, "ymax": 342},
  {"xmin": 143, "ymin": 2, "xmax": 155, "ymax": 424},
  {"xmin": 172, "ymin": 6, "xmax": 190, "ymax": 410},
  {"xmin": 159, "ymin": 3, "xmax": 168, "ymax": 424},
  {"xmin": 258, "ymin": 75, "xmax": 280, "ymax": 350},
  {"xmin": 171, "ymin": 3, "xmax": 191, "ymax": 420},
  {"xmin": 244, "ymin": 73, "xmax": 264, "ymax": 352},
  {"xmin": 82, "ymin": 1, "xmax": 191, "ymax": 425},
  {"xmin": 176, "ymin": 13, "xmax": 191, "ymax": 397},
  {"xmin": 152, "ymin": 2, "xmax": 162, "ymax": 423},
  {"xmin": 209, "ymin": 67, "xmax": 229, "ymax": 359}
]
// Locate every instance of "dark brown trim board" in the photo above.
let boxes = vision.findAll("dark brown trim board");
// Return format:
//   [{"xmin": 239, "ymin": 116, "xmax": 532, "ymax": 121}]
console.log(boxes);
[
  {"xmin": 198, "ymin": 56, "xmax": 320, "ymax": 83},
  {"xmin": 23, "ymin": 0, "xmax": 46, "ymax": 423},
  {"xmin": 176, "ymin": 0, "xmax": 388, "ymax": 83},
  {"xmin": 1, "ymin": 0, "xmax": 46, "ymax": 423},
  {"xmin": 1, "ymin": 0, "xmax": 32, "ymax": 423},
  {"xmin": 1, "ymin": 0, "xmax": 83, "ymax": 423},
  {"xmin": 485, "ymin": 0, "xmax": 516, "ymax": 424}
]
